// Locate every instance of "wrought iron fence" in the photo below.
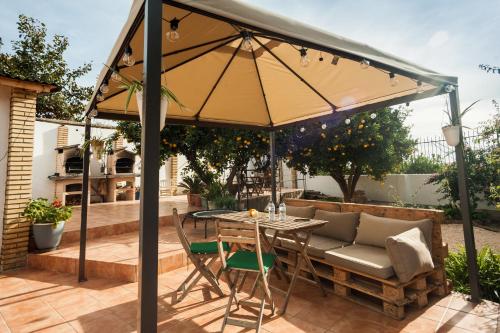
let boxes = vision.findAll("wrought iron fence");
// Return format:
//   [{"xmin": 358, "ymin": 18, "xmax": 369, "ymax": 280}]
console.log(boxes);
[{"xmin": 411, "ymin": 128, "xmax": 491, "ymax": 164}]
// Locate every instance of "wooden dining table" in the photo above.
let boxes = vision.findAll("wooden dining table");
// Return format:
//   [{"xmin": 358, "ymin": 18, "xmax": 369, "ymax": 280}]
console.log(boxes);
[{"xmin": 214, "ymin": 211, "xmax": 328, "ymax": 314}]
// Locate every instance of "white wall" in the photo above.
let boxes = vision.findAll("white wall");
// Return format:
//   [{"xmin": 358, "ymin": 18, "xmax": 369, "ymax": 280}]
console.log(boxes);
[
  {"xmin": 0, "ymin": 86, "xmax": 11, "ymax": 254},
  {"xmin": 302, "ymin": 174, "xmax": 443, "ymax": 206}
]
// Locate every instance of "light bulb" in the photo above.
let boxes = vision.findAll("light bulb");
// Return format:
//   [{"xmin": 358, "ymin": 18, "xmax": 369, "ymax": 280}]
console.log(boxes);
[
  {"xmin": 111, "ymin": 70, "xmax": 120, "ymax": 82},
  {"xmin": 321, "ymin": 123, "xmax": 327, "ymax": 129},
  {"xmin": 96, "ymin": 93, "xmax": 104, "ymax": 102},
  {"xmin": 300, "ymin": 127, "xmax": 306, "ymax": 133},
  {"xmin": 345, "ymin": 118, "xmax": 351, "ymax": 125},
  {"xmin": 299, "ymin": 48, "xmax": 310, "ymax": 67},
  {"xmin": 360, "ymin": 59, "xmax": 370, "ymax": 69},
  {"xmin": 122, "ymin": 46, "xmax": 135, "ymax": 67},
  {"xmin": 370, "ymin": 113, "xmax": 377, "ymax": 119},
  {"xmin": 331, "ymin": 55, "xmax": 340, "ymax": 65},
  {"xmin": 166, "ymin": 30, "xmax": 180, "ymax": 42},
  {"xmin": 445, "ymin": 84, "xmax": 456, "ymax": 93},
  {"xmin": 167, "ymin": 18, "xmax": 180, "ymax": 42},
  {"xmin": 100, "ymin": 81, "xmax": 109, "ymax": 94},
  {"xmin": 389, "ymin": 73, "xmax": 398, "ymax": 87},
  {"xmin": 241, "ymin": 35, "xmax": 252, "ymax": 51},
  {"xmin": 88, "ymin": 108, "xmax": 98, "ymax": 118},
  {"xmin": 416, "ymin": 81, "xmax": 424, "ymax": 94}
]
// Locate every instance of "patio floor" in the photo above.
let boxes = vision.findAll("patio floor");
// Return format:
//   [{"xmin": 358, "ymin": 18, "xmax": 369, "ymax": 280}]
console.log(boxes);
[{"xmin": 0, "ymin": 265, "xmax": 498, "ymax": 333}]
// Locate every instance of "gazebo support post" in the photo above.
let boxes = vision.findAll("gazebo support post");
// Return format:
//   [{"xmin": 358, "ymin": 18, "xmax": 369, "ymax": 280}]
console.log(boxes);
[
  {"xmin": 270, "ymin": 131, "xmax": 277, "ymax": 205},
  {"xmin": 137, "ymin": 0, "xmax": 162, "ymax": 331},
  {"xmin": 449, "ymin": 88, "xmax": 481, "ymax": 302},
  {"xmin": 78, "ymin": 116, "xmax": 91, "ymax": 282}
]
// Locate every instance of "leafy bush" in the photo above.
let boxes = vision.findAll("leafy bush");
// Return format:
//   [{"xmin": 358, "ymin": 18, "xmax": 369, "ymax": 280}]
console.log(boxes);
[
  {"xmin": 445, "ymin": 246, "xmax": 500, "ymax": 302},
  {"xmin": 178, "ymin": 175, "xmax": 204, "ymax": 194},
  {"xmin": 399, "ymin": 155, "xmax": 444, "ymax": 174},
  {"xmin": 23, "ymin": 198, "xmax": 72, "ymax": 226}
]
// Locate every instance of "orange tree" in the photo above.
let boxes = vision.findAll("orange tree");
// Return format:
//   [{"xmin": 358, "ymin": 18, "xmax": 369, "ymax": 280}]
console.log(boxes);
[
  {"xmin": 115, "ymin": 122, "xmax": 271, "ymax": 192},
  {"xmin": 281, "ymin": 107, "xmax": 415, "ymax": 202}
]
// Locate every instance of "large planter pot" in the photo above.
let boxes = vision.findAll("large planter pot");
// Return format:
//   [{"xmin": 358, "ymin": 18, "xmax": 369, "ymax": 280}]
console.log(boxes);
[
  {"xmin": 442, "ymin": 125, "xmax": 460, "ymax": 147},
  {"xmin": 187, "ymin": 193, "xmax": 202, "ymax": 207},
  {"xmin": 207, "ymin": 200, "xmax": 216, "ymax": 210},
  {"xmin": 135, "ymin": 91, "xmax": 169, "ymax": 131},
  {"xmin": 201, "ymin": 197, "xmax": 208, "ymax": 210},
  {"xmin": 32, "ymin": 221, "xmax": 66, "ymax": 251}
]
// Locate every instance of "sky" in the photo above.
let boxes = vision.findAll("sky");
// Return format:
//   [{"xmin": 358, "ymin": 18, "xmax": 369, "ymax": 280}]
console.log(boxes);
[{"xmin": 1, "ymin": 0, "xmax": 499, "ymax": 138}]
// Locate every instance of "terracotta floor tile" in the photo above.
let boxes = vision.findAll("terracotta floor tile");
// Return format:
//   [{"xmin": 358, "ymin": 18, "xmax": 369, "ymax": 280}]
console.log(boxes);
[
  {"xmin": 32, "ymin": 322, "xmax": 76, "ymax": 333},
  {"xmin": 0, "ymin": 314, "xmax": 10, "ymax": 333},
  {"xmin": 0, "ymin": 298, "xmax": 65, "ymax": 333}
]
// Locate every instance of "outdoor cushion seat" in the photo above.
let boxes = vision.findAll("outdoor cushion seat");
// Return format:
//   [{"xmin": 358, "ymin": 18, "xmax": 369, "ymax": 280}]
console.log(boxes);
[
  {"xmin": 313, "ymin": 210, "xmax": 360, "ymax": 243},
  {"xmin": 190, "ymin": 241, "xmax": 230, "ymax": 254},
  {"xmin": 281, "ymin": 234, "xmax": 348, "ymax": 258},
  {"xmin": 225, "ymin": 250, "xmax": 276, "ymax": 273},
  {"xmin": 324, "ymin": 244, "xmax": 394, "ymax": 279},
  {"xmin": 286, "ymin": 205, "xmax": 316, "ymax": 219}
]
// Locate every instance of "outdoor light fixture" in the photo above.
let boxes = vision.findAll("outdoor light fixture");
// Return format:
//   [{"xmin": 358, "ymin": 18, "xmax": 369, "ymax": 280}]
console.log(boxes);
[
  {"xmin": 241, "ymin": 31, "xmax": 253, "ymax": 51},
  {"xmin": 331, "ymin": 55, "xmax": 340, "ymax": 65},
  {"xmin": 345, "ymin": 118, "xmax": 351, "ymax": 125},
  {"xmin": 360, "ymin": 59, "xmax": 370, "ymax": 69},
  {"xmin": 88, "ymin": 108, "xmax": 98, "ymax": 118},
  {"xmin": 300, "ymin": 126, "xmax": 306, "ymax": 132},
  {"xmin": 96, "ymin": 92, "xmax": 104, "ymax": 102},
  {"xmin": 389, "ymin": 72, "xmax": 398, "ymax": 87},
  {"xmin": 445, "ymin": 84, "xmax": 456, "ymax": 93},
  {"xmin": 122, "ymin": 46, "xmax": 135, "ymax": 66},
  {"xmin": 299, "ymin": 48, "xmax": 310, "ymax": 67},
  {"xmin": 416, "ymin": 80, "xmax": 424, "ymax": 94},
  {"xmin": 321, "ymin": 123, "xmax": 327, "ymax": 129},
  {"xmin": 166, "ymin": 17, "xmax": 180, "ymax": 42},
  {"xmin": 100, "ymin": 80, "xmax": 109, "ymax": 94},
  {"xmin": 370, "ymin": 113, "xmax": 377, "ymax": 119},
  {"xmin": 111, "ymin": 68, "xmax": 120, "ymax": 82}
]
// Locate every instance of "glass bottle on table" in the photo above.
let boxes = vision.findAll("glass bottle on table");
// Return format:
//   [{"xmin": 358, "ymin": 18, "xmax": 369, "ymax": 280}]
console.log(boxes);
[
  {"xmin": 279, "ymin": 202, "xmax": 286, "ymax": 221},
  {"xmin": 267, "ymin": 201, "xmax": 275, "ymax": 221}
]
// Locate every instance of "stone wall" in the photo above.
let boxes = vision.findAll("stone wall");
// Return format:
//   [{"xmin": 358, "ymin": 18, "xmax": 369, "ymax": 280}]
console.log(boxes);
[{"xmin": 0, "ymin": 89, "xmax": 36, "ymax": 271}]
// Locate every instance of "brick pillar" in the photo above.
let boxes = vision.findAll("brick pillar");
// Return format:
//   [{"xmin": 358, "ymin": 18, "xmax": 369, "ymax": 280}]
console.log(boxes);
[
  {"xmin": 56, "ymin": 125, "xmax": 68, "ymax": 148},
  {"xmin": 0, "ymin": 89, "xmax": 36, "ymax": 271},
  {"xmin": 169, "ymin": 156, "xmax": 178, "ymax": 195},
  {"xmin": 114, "ymin": 135, "xmax": 124, "ymax": 150}
]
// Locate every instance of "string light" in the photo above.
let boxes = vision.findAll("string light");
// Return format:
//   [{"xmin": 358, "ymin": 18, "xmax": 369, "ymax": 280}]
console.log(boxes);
[
  {"xmin": 321, "ymin": 123, "xmax": 327, "ymax": 129},
  {"xmin": 88, "ymin": 108, "xmax": 98, "ymax": 118},
  {"xmin": 100, "ymin": 79, "xmax": 109, "ymax": 94},
  {"xmin": 331, "ymin": 55, "xmax": 340, "ymax": 65},
  {"xmin": 241, "ymin": 31, "xmax": 253, "ymax": 51},
  {"xmin": 300, "ymin": 126, "xmax": 306, "ymax": 133},
  {"xmin": 416, "ymin": 81, "xmax": 424, "ymax": 94},
  {"xmin": 345, "ymin": 118, "xmax": 351, "ymax": 125},
  {"xmin": 360, "ymin": 59, "xmax": 370, "ymax": 69},
  {"xmin": 445, "ymin": 84, "xmax": 456, "ymax": 93},
  {"xmin": 166, "ymin": 18, "xmax": 180, "ymax": 42},
  {"xmin": 319, "ymin": 52, "xmax": 324, "ymax": 62},
  {"xmin": 96, "ymin": 92, "xmax": 104, "ymax": 102},
  {"xmin": 299, "ymin": 48, "xmax": 310, "ymax": 67},
  {"xmin": 111, "ymin": 68, "xmax": 120, "ymax": 82},
  {"xmin": 122, "ymin": 46, "xmax": 135, "ymax": 67},
  {"xmin": 370, "ymin": 113, "xmax": 377, "ymax": 119},
  {"xmin": 389, "ymin": 72, "xmax": 398, "ymax": 87}
]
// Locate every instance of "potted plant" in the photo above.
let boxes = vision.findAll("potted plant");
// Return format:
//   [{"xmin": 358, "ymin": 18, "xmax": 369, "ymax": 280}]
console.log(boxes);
[
  {"xmin": 213, "ymin": 195, "xmax": 237, "ymax": 210},
  {"xmin": 23, "ymin": 198, "xmax": 72, "ymax": 251},
  {"xmin": 204, "ymin": 181, "xmax": 225, "ymax": 210},
  {"xmin": 178, "ymin": 175, "xmax": 204, "ymax": 207},
  {"xmin": 81, "ymin": 136, "xmax": 113, "ymax": 160},
  {"xmin": 107, "ymin": 67, "xmax": 184, "ymax": 131},
  {"xmin": 442, "ymin": 99, "xmax": 479, "ymax": 147}
]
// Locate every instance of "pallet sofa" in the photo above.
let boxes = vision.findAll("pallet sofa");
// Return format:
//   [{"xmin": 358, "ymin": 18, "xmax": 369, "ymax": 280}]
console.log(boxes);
[{"xmin": 272, "ymin": 198, "xmax": 450, "ymax": 319}]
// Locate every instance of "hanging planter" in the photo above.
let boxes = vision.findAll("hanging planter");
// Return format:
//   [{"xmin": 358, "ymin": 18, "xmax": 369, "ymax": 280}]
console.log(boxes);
[
  {"xmin": 81, "ymin": 136, "xmax": 111, "ymax": 160},
  {"xmin": 135, "ymin": 90, "xmax": 169, "ymax": 131},
  {"xmin": 442, "ymin": 125, "xmax": 460, "ymax": 147}
]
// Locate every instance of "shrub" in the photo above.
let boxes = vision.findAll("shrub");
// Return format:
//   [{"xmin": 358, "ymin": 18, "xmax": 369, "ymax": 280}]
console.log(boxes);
[
  {"xmin": 445, "ymin": 246, "xmax": 500, "ymax": 302},
  {"xmin": 23, "ymin": 198, "xmax": 72, "ymax": 226},
  {"xmin": 399, "ymin": 155, "xmax": 444, "ymax": 174}
]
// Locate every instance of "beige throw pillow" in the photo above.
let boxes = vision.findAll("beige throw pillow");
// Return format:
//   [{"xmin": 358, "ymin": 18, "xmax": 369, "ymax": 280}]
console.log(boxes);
[
  {"xmin": 385, "ymin": 228, "xmax": 434, "ymax": 283},
  {"xmin": 354, "ymin": 213, "xmax": 433, "ymax": 250},
  {"xmin": 313, "ymin": 210, "xmax": 360, "ymax": 243},
  {"xmin": 286, "ymin": 205, "xmax": 315, "ymax": 219}
]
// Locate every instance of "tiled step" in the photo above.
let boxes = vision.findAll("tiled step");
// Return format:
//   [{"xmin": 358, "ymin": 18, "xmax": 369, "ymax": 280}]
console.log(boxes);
[{"xmin": 28, "ymin": 223, "xmax": 210, "ymax": 282}]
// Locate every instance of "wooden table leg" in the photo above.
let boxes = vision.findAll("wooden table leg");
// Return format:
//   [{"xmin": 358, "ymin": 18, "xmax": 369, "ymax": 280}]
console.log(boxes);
[
  {"xmin": 260, "ymin": 227, "xmax": 289, "ymax": 283},
  {"xmin": 292, "ymin": 232, "xmax": 327, "ymax": 297},
  {"xmin": 280, "ymin": 252, "xmax": 302, "ymax": 315}
]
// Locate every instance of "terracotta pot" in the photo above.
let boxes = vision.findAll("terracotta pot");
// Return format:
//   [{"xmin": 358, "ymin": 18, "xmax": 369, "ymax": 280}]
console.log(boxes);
[
  {"xmin": 135, "ymin": 91, "xmax": 168, "ymax": 131},
  {"xmin": 187, "ymin": 193, "xmax": 202, "ymax": 207}
]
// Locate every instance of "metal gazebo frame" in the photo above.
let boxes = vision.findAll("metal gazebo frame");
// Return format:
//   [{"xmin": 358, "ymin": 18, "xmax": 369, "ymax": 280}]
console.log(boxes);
[{"xmin": 79, "ymin": 1, "xmax": 481, "ymax": 331}]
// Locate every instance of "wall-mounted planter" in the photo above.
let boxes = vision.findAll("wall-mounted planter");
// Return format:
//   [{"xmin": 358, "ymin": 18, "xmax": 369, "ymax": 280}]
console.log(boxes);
[
  {"xmin": 135, "ymin": 91, "xmax": 168, "ymax": 131},
  {"xmin": 442, "ymin": 125, "xmax": 460, "ymax": 147}
]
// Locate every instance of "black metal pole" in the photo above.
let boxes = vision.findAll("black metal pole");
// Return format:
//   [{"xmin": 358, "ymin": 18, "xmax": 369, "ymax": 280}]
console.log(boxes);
[
  {"xmin": 270, "ymin": 131, "xmax": 277, "ymax": 205},
  {"xmin": 78, "ymin": 117, "xmax": 91, "ymax": 282},
  {"xmin": 449, "ymin": 88, "xmax": 481, "ymax": 302},
  {"xmin": 138, "ymin": 0, "xmax": 162, "ymax": 331}
]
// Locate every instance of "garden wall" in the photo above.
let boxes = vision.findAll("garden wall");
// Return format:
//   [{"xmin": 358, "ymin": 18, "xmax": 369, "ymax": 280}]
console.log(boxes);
[{"xmin": 302, "ymin": 174, "xmax": 492, "ymax": 209}]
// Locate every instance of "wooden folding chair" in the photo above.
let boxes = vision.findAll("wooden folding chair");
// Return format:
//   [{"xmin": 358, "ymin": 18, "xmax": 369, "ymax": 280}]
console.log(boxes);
[
  {"xmin": 216, "ymin": 219, "xmax": 276, "ymax": 333},
  {"xmin": 173, "ymin": 208, "xmax": 227, "ymax": 303}
]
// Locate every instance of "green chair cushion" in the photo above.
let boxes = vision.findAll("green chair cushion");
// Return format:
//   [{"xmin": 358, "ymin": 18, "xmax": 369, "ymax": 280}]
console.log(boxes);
[
  {"xmin": 190, "ymin": 241, "xmax": 229, "ymax": 254},
  {"xmin": 226, "ymin": 250, "xmax": 276, "ymax": 273}
]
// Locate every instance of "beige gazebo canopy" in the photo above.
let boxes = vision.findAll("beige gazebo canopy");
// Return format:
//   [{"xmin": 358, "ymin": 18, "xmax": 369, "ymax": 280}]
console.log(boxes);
[{"xmin": 88, "ymin": 0, "xmax": 456, "ymax": 128}]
